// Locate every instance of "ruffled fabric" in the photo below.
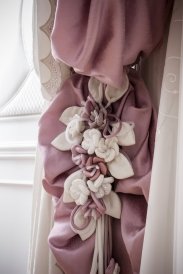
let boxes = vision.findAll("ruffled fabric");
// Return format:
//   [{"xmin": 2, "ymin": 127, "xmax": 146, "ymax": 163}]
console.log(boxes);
[
  {"xmin": 51, "ymin": 0, "xmax": 172, "ymax": 88},
  {"xmin": 39, "ymin": 0, "xmax": 173, "ymax": 273},
  {"xmin": 39, "ymin": 70, "xmax": 156, "ymax": 273}
]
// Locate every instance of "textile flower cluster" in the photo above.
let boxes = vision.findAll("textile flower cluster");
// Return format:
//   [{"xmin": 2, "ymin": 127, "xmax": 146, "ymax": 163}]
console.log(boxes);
[{"xmin": 51, "ymin": 76, "xmax": 135, "ymax": 239}]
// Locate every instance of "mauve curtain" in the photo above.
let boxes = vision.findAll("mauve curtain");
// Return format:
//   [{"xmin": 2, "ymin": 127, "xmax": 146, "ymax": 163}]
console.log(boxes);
[
  {"xmin": 27, "ymin": 0, "xmax": 183, "ymax": 274},
  {"xmin": 37, "ymin": 1, "xmax": 173, "ymax": 274}
]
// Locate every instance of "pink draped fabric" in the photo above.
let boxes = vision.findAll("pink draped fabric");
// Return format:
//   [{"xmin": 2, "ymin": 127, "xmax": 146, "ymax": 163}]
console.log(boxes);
[
  {"xmin": 39, "ymin": 1, "xmax": 173, "ymax": 273},
  {"xmin": 51, "ymin": 0, "xmax": 172, "ymax": 88}
]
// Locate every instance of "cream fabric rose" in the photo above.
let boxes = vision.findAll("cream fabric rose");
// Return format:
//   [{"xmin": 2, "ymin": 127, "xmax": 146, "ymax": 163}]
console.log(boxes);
[
  {"xmin": 81, "ymin": 129, "xmax": 102, "ymax": 154},
  {"xmin": 95, "ymin": 137, "xmax": 119, "ymax": 162},
  {"xmin": 87, "ymin": 174, "xmax": 114, "ymax": 198},
  {"xmin": 63, "ymin": 170, "xmax": 122, "ymax": 240},
  {"xmin": 67, "ymin": 178, "xmax": 90, "ymax": 205},
  {"xmin": 65, "ymin": 114, "xmax": 85, "ymax": 145}
]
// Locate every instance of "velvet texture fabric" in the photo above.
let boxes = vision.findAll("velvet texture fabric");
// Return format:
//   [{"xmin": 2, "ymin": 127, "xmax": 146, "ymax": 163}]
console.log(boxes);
[{"xmin": 39, "ymin": 1, "xmax": 172, "ymax": 273}]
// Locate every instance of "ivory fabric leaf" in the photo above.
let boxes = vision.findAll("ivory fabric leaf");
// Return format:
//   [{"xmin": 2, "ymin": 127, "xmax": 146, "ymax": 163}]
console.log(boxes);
[
  {"xmin": 88, "ymin": 77, "xmax": 103, "ymax": 103},
  {"xmin": 113, "ymin": 122, "xmax": 135, "ymax": 146},
  {"xmin": 71, "ymin": 208, "xmax": 97, "ymax": 241},
  {"xmin": 107, "ymin": 153, "xmax": 134, "ymax": 179},
  {"xmin": 103, "ymin": 191, "xmax": 121, "ymax": 219},
  {"xmin": 51, "ymin": 132, "xmax": 72, "ymax": 151},
  {"xmin": 59, "ymin": 106, "xmax": 84, "ymax": 125},
  {"xmin": 105, "ymin": 73, "xmax": 129, "ymax": 104},
  {"xmin": 70, "ymin": 191, "xmax": 121, "ymax": 240}
]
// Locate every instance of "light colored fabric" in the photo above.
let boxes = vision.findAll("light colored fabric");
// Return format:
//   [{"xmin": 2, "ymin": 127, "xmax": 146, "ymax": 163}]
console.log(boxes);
[
  {"xmin": 35, "ymin": 0, "xmax": 70, "ymax": 101},
  {"xmin": 27, "ymin": 149, "xmax": 64, "ymax": 274},
  {"xmin": 27, "ymin": 0, "xmax": 70, "ymax": 273},
  {"xmin": 140, "ymin": 0, "xmax": 183, "ymax": 273}
]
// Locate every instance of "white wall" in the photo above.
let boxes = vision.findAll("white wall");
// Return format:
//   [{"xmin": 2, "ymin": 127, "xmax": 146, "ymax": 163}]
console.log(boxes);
[
  {"xmin": 0, "ymin": 116, "xmax": 42, "ymax": 274},
  {"xmin": 0, "ymin": 185, "xmax": 32, "ymax": 274}
]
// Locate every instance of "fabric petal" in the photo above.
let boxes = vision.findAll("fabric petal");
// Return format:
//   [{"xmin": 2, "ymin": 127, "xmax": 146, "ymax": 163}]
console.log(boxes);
[
  {"xmin": 105, "ymin": 72, "xmax": 129, "ymax": 104},
  {"xmin": 107, "ymin": 153, "xmax": 134, "ymax": 179},
  {"xmin": 103, "ymin": 191, "xmax": 121, "ymax": 219},
  {"xmin": 62, "ymin": 191, "xmax": 74, "ymax": 203},
  {"xmin": 113, "ymin": 122, "xmax": 135, "ymax": 146},
  {"xmin": 59, "ymin": 106, "xmax": 84, "ymax": 125},
  {"xmin": 51, "ymin": 132, "xmax": 72, "ymax": 151},
  {"xmin": 88, "ymin": 77, "xmax": 103, "ymax": 103},
  {"xmin": 102, "ymin": 184, "xmax": 112, "ymax": 196},
  {"xmin": 63, "ymin": 170, "xmax": 85, "ymax": 203}
]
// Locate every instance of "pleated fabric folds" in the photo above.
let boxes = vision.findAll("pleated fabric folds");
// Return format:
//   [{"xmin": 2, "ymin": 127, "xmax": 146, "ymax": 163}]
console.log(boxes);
[{"xmin": 39, "ymin": 1, "xmax": 173, "ymax": 273}]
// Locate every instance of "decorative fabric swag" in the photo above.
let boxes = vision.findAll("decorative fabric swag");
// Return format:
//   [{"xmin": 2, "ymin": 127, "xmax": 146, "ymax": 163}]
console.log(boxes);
[{"xmin": 39, "ymin": 0, "xmax": 173, "ymax": 273}]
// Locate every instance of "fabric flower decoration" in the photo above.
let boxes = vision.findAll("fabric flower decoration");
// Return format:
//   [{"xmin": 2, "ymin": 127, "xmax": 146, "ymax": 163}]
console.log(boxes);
[
  {"xmin": 81, "ymin": 96, "xmax": 107, "ymax": 129},
  {"xmin": 81, "ymin": 128, "xmax": 101, "ymax": 154},
  {"xmin": 81, "ymin": 195, "xmax": 106, "ymax": 220},
  {"xmin": 63, "ymin": 170, "xmax": 90, "ymax": 205},
  {"xmin": 87, "ymin": 174, "xmax": 114, "ymax": 198},
  {"xmin": 82, "ymin": 95, "xmax": 123, "ymax": 139},
  {"xmin": 63, "ymin": 170, "xmax": 121, "ymax": 240},
  {"xmin": 68, "ymin": 178, "xmax": 90, "ymax": 205},
  {"xmin": 71, "ymin": 146, "xmax": 108, "ymax": 180},
  {"xmin": 95, "ymin": 137, "xmax": 119, "ymax": 162},
  {"xmin": 88, "ymin": 74, "xmax": 129, "ymax": 106},
  {"xmin": 71, "ymin": 145, "xmax": 88, "ymax": 168},
  {"xmin": 65, "ymin": 114, "xmax": 85, "ymax": 145},
  {"xmin": 94, "ymin": 129, "xmax": 135, "ymax": 180},
  {"xmin": 51, "ymin": 109, "xmax": 85, "ymax": 151},
  {"xmin": 49, "ymin": 74, "xmax": 137, "ymax": 269}
]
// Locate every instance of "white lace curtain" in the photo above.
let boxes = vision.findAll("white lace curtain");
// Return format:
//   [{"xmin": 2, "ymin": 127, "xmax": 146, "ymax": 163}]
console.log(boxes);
[
  {"xmin": 28, "ymin": 0, "xmax": 183, "ymax": 273},
  {"xmin": 141, "ymin": 0, "xmax": 183, "ymax": 273},
  {"xmin": 27, "ymin": 0, "xmax": 69, "ymax": 273}
]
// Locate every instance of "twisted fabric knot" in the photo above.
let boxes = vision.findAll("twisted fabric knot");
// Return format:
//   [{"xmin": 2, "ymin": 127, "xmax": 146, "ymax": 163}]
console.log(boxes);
[
  {"xmin": 71, "ymin": 192, "xmax": 106, "ymax": 231},
  {"xmin": 81, "ymin": 96, "xmax": 107, "ymax": 129},
  {"xmin": 83, "ymin": 156, "xmax": 107, "ymax": 181},
  {"xmin": 71, "ymin": 146, "xmax": 108, "ymax": 181},
  {"xmin": 81, "ymin": 193, "xmax": 106, "ymax": 219},
  {"xmin": 71, "ymin": 145, "xmax": 88, "ymax": 168},
  {"xmin": 70, "ymin": 193, "xmax": 106, "ymax": 240},
  {"xmin": 81, "ymin": 96, "xmax": 122, "ymax": 139}
]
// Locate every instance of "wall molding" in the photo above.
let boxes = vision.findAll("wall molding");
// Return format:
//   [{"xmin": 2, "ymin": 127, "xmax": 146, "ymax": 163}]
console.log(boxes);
[
  {"xmin": 0, "ymin": 114, "xmax": 39, "ymax": 187},
  {"xmin": 0, "ymin": 141, "xmax": 37, "ymax": 159},
  {"xmin": 0, "ymin": 180, "xmax": 33, "ymax": 187},
  {"xmin": 0, "ymin": 113, "xmax": 41, "ymax": 121}
]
